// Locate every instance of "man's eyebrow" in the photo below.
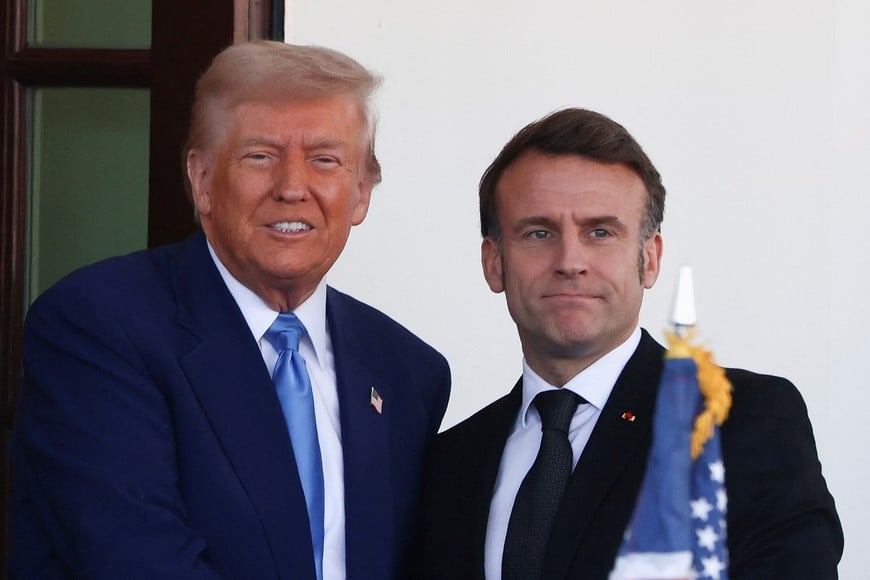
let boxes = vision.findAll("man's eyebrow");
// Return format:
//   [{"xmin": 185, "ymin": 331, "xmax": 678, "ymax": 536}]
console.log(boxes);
[
  {"xmin": 513, "ymin": 216, "xmax": 559, "ymax": 231},
  {"xmin": 512, "ymin": 215, "xmax": 625, "ymax": 229},
  {"xmin": 577, "ymin": 215, "xmax": 624, "ymax": 228},
  {"xmin": 236, "ymin": 135, "xmax": 283, "ymax": 148},
  {"xmin": 233, "ymin": 137, "xmax": 350, "ymax": 150},
  {"xmin": 302, "ymin": 137, "xmax": 348, "ymax": 150}
]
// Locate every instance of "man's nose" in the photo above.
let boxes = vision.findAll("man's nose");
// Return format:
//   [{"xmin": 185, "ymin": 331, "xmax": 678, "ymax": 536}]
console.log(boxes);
[
  {"xmin": 555, "ymin": 235, "xmax": 588, "ymax": 277},
  {"xmin": 273, "ymin": 157, "xmax": 308, "ymax": 202}
]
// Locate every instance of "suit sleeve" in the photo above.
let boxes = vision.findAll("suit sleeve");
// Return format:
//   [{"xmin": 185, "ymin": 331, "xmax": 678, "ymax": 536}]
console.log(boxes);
[
  {"xmin": 10, "ymin": 285, "xmax": 225, "ymax": 580},
  {"xmin": 723, "ymin": 371, "xmax": 843, "ymax": 579}
]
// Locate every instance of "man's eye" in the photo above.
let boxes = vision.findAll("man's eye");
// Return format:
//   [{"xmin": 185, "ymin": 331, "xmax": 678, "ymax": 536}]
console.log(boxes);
[
  {"xmin": 528, "ymin": 230, "xmax": 550, "ymax": 240},
  {"xmin": 590, "ymin": 228, "xmax": 610, "ymax": 238},
  {"xmin": 246, "ymin": 153, "xmax": 271, "ymax": 161}
]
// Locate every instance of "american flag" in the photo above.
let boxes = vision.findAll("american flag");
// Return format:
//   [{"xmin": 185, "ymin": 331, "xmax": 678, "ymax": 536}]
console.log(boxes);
[
  {"xmin": 369, "ymin": 387, "xmax": 383, "ymax": 415},
  {"xmin": 610, "ymin": 353, "xmax": 729, "ymax": 580}
]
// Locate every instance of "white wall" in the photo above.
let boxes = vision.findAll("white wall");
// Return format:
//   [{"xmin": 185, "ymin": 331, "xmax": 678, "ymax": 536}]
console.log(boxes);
[{"xmin": 287, "ymin": 1, "xmax": 869, "ymax": 575}]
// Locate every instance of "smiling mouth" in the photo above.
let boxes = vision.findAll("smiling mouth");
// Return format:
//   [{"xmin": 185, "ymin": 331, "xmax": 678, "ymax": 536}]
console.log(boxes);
[{"xmin": 270, "ymin": 221, "xmax": 311, "ymax": 233}]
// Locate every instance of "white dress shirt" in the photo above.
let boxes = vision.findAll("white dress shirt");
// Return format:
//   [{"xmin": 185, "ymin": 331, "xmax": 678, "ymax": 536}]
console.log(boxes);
[
  {"xmin": 484, "ymin": 327, "xmax": 642, "ymax": 580},
  {"xmin": 209, "ymin": 245, "xmax": 346, "ymax": 579}
]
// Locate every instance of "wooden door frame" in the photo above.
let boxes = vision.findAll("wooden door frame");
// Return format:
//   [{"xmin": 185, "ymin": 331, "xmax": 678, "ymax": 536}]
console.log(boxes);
[{"xmin": 0, "ymin": 0, "xmax": 280, "ymax": 569}]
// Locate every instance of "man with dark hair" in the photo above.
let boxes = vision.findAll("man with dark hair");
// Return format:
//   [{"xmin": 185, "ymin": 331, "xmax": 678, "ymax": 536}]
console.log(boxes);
[
  {"xmin": 415, "ymin": 108, "xmax": 841, "ymax": 579},
  {"xmin": 10, "ymin": 41, "xmax": 450, "ymax": 580}
]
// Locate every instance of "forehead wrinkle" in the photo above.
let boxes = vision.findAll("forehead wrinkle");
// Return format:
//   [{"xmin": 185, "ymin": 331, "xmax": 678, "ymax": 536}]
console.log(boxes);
[{"xmin": 235, "ymin": 134, "xmax": 283, "ymax": 148}]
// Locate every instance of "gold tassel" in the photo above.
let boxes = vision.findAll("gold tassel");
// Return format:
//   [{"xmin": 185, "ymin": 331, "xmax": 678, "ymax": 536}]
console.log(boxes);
[{"xmin": 666, "ymin": 332, "xmax": 733, "ymax": 459}]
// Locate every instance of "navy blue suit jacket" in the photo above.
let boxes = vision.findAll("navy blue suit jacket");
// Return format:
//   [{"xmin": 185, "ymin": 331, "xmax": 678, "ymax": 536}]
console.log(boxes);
[
  {"xmin": 10, "ymin": 232, "xmax": 451, "ymax": 579},
  {"xmin": 415, "ymin": 331, "xmax": 842, "ymax": 579}
]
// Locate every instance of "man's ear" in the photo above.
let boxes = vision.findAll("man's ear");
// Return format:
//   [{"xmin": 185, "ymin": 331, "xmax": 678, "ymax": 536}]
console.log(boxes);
[
  {"xmin": 642, "ymin": 232, "xmax": 663, "ymax": 289},
  {"xmin": 186, "ymin": 150, "xmax": 212, "ymax": 216},
  {"xmin": 350, "ymin": 178, "xmax": 373, "ymax": 226},
  {"xmin": 481, "ymin": 236, "xmax": 505, "ymax": 293}
]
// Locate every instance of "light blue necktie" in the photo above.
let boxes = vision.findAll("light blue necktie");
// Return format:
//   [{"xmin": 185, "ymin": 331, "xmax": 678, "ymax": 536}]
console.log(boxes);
[{"xmin": 264, "ymin": 313, "xmax": 324, "ymax": 580}]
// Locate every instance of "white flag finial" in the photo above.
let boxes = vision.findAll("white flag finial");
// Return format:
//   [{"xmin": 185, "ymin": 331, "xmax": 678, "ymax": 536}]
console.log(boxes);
[{"xmin": 670, "ymin": 265, "xmax": 697, "ymax": 330}]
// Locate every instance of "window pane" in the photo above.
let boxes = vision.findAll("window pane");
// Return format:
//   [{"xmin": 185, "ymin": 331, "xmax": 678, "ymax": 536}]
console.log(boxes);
[
  {"xmin": 31, "ymin": 0, "xmax": 151, "ymax": 48},
  {"xmin": 28, "ymin": 87, "xmax": 150, "ymax": 302}
]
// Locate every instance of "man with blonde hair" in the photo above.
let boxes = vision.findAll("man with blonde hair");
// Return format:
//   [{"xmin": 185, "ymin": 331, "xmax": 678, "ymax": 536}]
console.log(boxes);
[{"xmin": 11, "ymin": 41, "xmax": 450, "ymax": 580}]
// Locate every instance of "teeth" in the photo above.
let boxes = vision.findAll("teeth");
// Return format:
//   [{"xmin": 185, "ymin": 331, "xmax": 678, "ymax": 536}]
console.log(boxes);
[{"xmin": 272, "ymin": 221, "xmax": 310, "ymax": 233}]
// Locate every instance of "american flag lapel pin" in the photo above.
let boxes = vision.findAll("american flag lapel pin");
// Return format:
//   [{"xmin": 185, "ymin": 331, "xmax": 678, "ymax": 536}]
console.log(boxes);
[
  {"xmin": 369, "ymin": 387, "xmax": 383, "ymax": 415},
  {"xmin": 620, "ymin": 411, "xmax": 636, "ymax": 422}
]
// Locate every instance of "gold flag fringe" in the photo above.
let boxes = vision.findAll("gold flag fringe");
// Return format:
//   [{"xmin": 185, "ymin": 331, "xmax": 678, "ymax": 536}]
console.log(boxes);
[{"xmin": 666, "ymin": 331, "xmax": 733, "ymax": 460}]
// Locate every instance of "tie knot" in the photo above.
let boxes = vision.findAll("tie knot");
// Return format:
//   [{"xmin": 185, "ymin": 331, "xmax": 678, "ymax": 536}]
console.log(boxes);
[
  {"xmin": 264, "ymin": 312, "xmax": 306, "ymax": 353},
  {"xmin": 534, "ymin": 390, "xmax": 584, "ymax": 434}
]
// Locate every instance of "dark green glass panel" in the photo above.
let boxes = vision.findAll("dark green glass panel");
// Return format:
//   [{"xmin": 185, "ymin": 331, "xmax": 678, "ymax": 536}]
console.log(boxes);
[
  {"xmin": 31, "ymin": 0, "xmax": 151, "ymax": 48},
  {"xmin": 28, "ymin": 87, "xmax": 150, "ymax": 302}
]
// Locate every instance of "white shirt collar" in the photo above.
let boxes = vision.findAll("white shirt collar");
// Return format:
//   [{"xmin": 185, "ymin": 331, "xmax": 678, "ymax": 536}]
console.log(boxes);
[
  {"xmin": 207, "ymin": 242, "xmax": 329, "ymax": 369},
  {"xmin": 518, "ymin": 327, "xmax": 642, "ymax": 428}
]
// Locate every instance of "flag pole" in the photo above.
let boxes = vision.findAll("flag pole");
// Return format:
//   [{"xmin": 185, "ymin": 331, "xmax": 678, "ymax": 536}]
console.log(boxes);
[{"xmin": 610, "ymin": 265, "xmax": 732, "ymax": 580}]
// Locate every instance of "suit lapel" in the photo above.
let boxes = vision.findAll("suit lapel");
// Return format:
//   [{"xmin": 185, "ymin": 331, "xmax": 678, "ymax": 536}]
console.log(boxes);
[
  {"xmin": 469, "ymin": 383, "xmax": 524, "ymax": 577},
  {"xmin": 544, "ymin": 332, "xmax": 665, "ymax": 579},
  {"xmin": 326, "ymin": 288, "xmax": 393, "ymax": 579},
  {"xmin": 172, "ymin": 234, "xmax": 314, "ymax": 578}
]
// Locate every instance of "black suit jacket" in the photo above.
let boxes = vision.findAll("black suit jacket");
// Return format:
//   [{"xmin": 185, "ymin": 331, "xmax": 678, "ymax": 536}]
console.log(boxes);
[{"xmin": 415, "ymin": 331, "xmax": 842, "ymax": 579}]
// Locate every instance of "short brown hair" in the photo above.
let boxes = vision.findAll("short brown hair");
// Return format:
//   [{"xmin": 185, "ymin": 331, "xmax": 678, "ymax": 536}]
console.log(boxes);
[
  {"xmin": 479, "ymin": 108, "xmax": 665, "ymax": 241},
  {"xmin": 184, "ymin": 41, "xmax": 382, "ymax": 193}
]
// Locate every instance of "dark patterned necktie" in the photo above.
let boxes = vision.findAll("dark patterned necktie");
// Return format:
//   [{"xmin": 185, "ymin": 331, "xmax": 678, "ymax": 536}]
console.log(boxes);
[{"xmin": 502, "ymin": 389, "xmax": 584, "ymax": 580}]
